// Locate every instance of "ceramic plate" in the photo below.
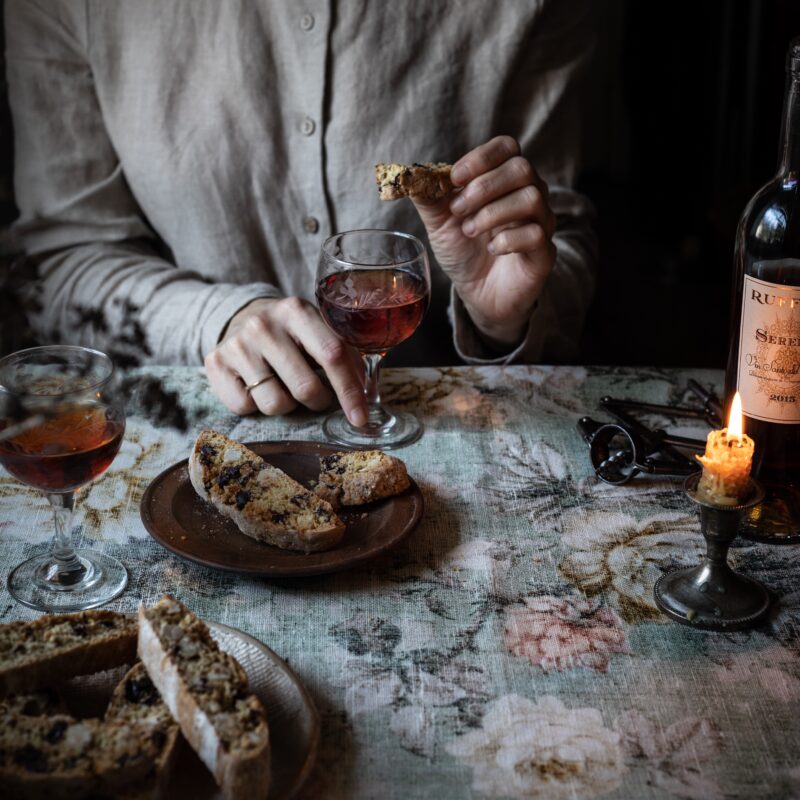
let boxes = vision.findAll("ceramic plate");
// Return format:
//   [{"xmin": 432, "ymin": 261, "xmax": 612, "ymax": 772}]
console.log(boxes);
[{"xmin": 140, "ymin": 440, "xmax": 424, "ymax": 577}]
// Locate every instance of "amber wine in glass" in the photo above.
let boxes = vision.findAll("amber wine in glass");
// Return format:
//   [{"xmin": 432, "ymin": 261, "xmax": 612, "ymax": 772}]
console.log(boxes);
[{"xmin": 0, "ymin": 346, "xmax": 128, "ymax": 611}]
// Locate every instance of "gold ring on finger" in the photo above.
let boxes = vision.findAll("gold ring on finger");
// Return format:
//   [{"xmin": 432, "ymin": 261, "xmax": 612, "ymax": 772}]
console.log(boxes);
[{"xmin": 244, "ymin": 373, "xmax": 276, "ymax": 393}]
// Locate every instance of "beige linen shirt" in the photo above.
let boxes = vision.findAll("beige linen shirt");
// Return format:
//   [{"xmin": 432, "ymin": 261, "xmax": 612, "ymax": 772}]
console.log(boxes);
[{"xmin": 5, "ymin": 0, "xmax": 597, "ymax": 367}]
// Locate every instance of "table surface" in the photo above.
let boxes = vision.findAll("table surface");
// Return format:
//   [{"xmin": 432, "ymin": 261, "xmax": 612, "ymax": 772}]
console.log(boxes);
[{"xmin": 2, "ymin": 365, "xmax": 799, "ymax": 800}]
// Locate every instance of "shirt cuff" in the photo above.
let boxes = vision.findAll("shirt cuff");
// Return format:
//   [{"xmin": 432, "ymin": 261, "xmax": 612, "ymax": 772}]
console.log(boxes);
[
  {"xmin": 450, "ymin": 285, "xmax": 556, "ymax": 365},
  {"xmin": 200, "ymin": 282, "xmax": 283, "ymax": 358}
]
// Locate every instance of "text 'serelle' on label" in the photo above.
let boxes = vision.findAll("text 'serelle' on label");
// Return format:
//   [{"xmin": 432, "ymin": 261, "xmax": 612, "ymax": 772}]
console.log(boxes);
[{"xmin": 738, "ymin": 267, "xmax": 800, "ymax": 423}]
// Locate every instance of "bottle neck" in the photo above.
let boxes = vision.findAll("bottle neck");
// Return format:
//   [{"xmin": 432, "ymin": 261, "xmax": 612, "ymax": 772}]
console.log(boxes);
[{"xmin": 778, "ymin": 74, "xmax": 800, "ymax": 177}]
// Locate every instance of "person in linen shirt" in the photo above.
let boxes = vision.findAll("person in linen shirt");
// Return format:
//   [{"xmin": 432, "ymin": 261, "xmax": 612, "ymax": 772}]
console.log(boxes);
[{"xmin": 5, "ymin": 0, "xmax": 597, "ymax": 425}]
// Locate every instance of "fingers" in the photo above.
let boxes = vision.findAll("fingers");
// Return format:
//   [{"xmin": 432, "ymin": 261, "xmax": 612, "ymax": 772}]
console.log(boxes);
[
  {"xmin": 284, "ymin": 303, "xmax": 367, "ymax": 427},
  {"xmin": 447, "ymin": 137, "xmax": 555, "ymax": 250},
  {"xmin": 487, "ymin": 224, "xmax": 556, "ymax": 259},
  {"xmin": 450, "ymin": 135, "xmax": 521, "ymax": 187},
  {"xmin": 204, "ymin": 350, "xmax": 257, "ymax": 416},
  {"xmin": 450, "ymin": 156, "xmax": 537, "ymax": 218},
  {"xmin": 205, "ymin": 297, "xmax": 367, "ymax": 425},
  {"xmin": 460, "ymin": 185, "xmax": 556, "ymax": 242}
]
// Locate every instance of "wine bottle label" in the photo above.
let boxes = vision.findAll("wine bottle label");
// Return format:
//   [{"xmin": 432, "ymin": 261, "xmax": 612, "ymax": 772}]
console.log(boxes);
[{"xmin": 737, "ymin": 270, "xmax": 800, "ymax": 423}]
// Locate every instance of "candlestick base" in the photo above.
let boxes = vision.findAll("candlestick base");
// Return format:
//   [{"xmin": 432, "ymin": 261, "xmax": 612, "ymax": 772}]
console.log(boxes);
[{"xmin": 653, "ymin": 474, "xmax": 771, "ymax": 631}]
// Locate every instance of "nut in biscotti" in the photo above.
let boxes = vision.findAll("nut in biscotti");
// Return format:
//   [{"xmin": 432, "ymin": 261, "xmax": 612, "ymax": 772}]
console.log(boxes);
[
  {"xmin": 316, "ymin": 449, "xmax": 411, "ymax": 508},
  {"xmin": 188, "ymin": 429, "xmax": 346, "ymax": 553},
  {"xmin": 375, "ymin": 162, "xmax": 453, "ymax": 201}
]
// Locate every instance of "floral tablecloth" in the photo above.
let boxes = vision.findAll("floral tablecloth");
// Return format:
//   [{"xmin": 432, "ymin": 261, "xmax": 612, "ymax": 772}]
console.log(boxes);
[{"xmin": 2, "ymin": 365, "xmax": 799, "ymax": 799}]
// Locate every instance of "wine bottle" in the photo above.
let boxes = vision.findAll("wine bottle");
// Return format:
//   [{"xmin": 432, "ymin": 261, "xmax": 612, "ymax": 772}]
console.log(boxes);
[{"xmin": 724, "ymin": 37, "xmax": 800, "ymax": 541}]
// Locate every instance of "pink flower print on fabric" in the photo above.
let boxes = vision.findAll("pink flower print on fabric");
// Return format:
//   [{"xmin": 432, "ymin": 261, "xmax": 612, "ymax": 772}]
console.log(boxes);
[{"xmin": 504, "ymin": 595, "xmax": 630, "ymax": 673}]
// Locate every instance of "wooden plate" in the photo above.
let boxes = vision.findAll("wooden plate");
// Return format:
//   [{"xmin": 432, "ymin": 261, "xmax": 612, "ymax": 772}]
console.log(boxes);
[{"xmin": 140, "ymin": 440, "xmax": 424, "ymax": 577}]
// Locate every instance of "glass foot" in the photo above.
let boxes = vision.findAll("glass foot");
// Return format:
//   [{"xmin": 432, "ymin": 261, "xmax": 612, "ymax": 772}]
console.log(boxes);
[
  {"xmin": 322, "ymin": 408, "xmax": 423, "ymax": 449},
  {"xmin": 8, "ymin": 548, "xmax": 128, "ymax": 612},
  {"xmin": 654, "ymin": 564, "xmax": 770, "ymax": 631}
]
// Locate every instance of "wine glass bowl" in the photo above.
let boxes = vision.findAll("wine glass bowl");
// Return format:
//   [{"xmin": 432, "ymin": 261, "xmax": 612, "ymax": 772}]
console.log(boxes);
[
  {"xmin": 0, "ymin": 346, "xmax": 128, "ymax": 611},
  {"xmin": 316, "ymin": 229, "xmax": 431, "ymax": 448}
]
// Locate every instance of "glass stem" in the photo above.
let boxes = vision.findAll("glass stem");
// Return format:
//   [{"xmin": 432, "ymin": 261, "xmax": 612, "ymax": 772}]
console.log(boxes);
[
  {"xmin": 361, "ymin": 353, "xmax": 391, "ymax": 428},
  {"xmin": 47, "ymin": 491, "xmax": 86, "ymax": 585}
]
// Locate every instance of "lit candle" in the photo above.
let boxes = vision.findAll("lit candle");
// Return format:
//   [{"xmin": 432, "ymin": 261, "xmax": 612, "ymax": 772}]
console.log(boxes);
[{"xmin": 695, "ymin": 392, "xmax": 755, "ymax": 505}]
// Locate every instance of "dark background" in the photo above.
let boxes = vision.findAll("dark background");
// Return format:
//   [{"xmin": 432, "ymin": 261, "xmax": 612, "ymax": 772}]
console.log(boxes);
[
  {"xmin": 1, "ymin": 1, "xmax": 799, "ymax": 367},
  {"xmin": 579, "ymin": 0, "xmax": 800, "ymax": 369}
]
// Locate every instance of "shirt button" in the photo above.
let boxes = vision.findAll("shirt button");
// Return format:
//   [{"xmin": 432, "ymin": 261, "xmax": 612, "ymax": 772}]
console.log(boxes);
[
  {"xmin": 303, "ymin": 216, "xmax": 319, "ymax": 234},
  {"xmin": 300, "ymin": 117, "xmax": 316, "ymax": 136},
  {"xmin": 300, "ymin": 13, "xmax": 315, "ymax": 31}
]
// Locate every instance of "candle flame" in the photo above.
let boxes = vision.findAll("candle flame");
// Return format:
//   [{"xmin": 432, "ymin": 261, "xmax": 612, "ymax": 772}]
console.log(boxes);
[{"xmin": 728, "ymin": 391, "xmax": 743, "ymax": 441}]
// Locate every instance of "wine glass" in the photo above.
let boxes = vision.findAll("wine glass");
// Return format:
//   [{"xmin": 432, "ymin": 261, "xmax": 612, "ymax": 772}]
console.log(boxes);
[
  {"xmin": 315, "ymin": 229, "xmax": 431, "ymax": 448},
  {"xmin": 0, "ymin": 346, "xmax": 128, "ymax": 611}
]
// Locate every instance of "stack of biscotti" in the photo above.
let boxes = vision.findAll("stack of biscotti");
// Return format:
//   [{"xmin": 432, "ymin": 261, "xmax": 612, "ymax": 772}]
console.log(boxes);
[
  {"xmin": 138, "ymin": 594, "xmax": 270, "ymax": 800},
  {"xmin": 0, "ymin": 610, "xmax": 178, "ymax": 799},
  {"xmin": 0, "ymin": 610, "xmax": 137, "ymax": 695},
  {"xmin": 316, "ymin": 449, "xmax": 411, "ymax": 508},
  {"xmin": 189, "ymin": 429, "xmax": 345, "ymax": 553}
]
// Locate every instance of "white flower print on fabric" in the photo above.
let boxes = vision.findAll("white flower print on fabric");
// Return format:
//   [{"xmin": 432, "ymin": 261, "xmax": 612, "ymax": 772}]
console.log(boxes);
[
  {"xmin": 446, "ymin": 694, "xmax": 624, "ymax": 799},
  {"xmin": 559, "ymin": 511, "xmax": 701, "ymax": 622}
]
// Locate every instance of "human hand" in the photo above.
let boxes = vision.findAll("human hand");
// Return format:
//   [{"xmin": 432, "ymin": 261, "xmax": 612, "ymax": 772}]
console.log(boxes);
[
  {"xmin": 412, "ymin": 136, "xmax": 557, "ymax": 348},
  {"xmin": 204, "ymin": 297, "xmax": 367, "ymax": 424}
]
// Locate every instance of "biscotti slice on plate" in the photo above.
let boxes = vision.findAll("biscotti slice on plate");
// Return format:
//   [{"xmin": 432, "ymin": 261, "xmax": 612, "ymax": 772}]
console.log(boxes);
[
  {"xmin": 316, "ymin": 449, "xmax": 411, "ymax": 508},
  {"xmin": 0, "ymin": 712, "xmax": 162, "ymax": 799},
  {"xmin": 375, "ymin": 162, "xmax": 453, "ymax": 201},
  {"xmin": 138, "ymin": 595, "xmax": 270, "ymax": 800},
  {"xmin": 106, "ymin": 663, "xmax": 181, "ymax": 797},
  {"xmin": 189, "ymin": 428, "xmax": 346, "ymax": 553},
  {"xmin": 0, "ymin": 610, "xmax": 137, "ymax": 696}
]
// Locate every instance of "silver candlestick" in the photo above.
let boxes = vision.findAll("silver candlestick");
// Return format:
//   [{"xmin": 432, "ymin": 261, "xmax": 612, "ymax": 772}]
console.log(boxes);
[{"xmin": 654, "ymin": 473, "xmax": 770, "ymax": 631}]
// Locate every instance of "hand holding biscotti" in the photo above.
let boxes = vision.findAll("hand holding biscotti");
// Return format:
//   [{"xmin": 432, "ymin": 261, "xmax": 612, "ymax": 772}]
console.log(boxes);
[{"xmin": 412, "ymin": 136, "xmax": 557, "ymax": 350}]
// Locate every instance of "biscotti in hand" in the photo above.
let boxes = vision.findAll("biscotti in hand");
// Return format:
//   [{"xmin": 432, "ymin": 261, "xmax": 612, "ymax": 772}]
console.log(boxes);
[
  {"xmin": 316, "ymin": 450, "xmax": 411, "ymax": 508},
  {"xmin": 375, "ymin": 162, "xmax": 453, "ymax": 201},
  {"xmin": 0, "ymin": 610, "xmax": 137, "ymax": 696},
  {"xmin": 189, "ymin": 429, "xmax": 346, "ymax": 553},
  {"xmin": 137, "ymin": 595, "xmax": 270, "ymax": 800}
]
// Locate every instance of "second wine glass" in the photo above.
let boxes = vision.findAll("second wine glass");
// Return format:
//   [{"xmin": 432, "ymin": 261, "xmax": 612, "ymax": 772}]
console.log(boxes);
[
  {"xmin": 315, "ymin": 229, "xmax": 431, "ymax": 448},
  {"xmin": 0, "ymin": 346, "xmax": 128, "ymax": 612}
]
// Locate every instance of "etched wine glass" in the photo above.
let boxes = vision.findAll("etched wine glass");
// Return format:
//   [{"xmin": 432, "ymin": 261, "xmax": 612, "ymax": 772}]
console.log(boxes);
[
  {"xmin": 0, "ymin": 346, "xmax": 128, "ymax": 611},
  {"xmin": 315, "ymin": 229, "xmax": 431, "ymax": 448}
]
